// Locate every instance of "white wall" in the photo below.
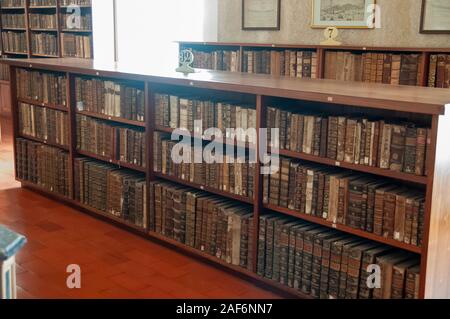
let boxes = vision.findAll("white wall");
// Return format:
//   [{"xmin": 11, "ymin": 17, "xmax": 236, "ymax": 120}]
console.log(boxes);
[
  {"xmin": 92, "ymin": 0, "xmax": 115, "ymax": 62},
  {"xmin": 92, "ymin": 0, "xmax": 218, "ymax": 64}
]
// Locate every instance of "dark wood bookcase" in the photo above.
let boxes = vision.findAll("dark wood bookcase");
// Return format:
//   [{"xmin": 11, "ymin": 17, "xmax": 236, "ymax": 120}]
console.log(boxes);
[
  {"xmin": 0, "ymin": 0, "xmax": 93, "ymax": 59},
  {"xmin": 4, "ymin": 57, "xmax": 450, "ymax": 299},
  {"xmin": 179, "ymin": 41, "xmax": 450, "ymax": 88}
]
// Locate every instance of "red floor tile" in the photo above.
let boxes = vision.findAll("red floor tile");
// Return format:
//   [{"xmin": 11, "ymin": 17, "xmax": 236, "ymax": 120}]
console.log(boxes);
[{"xmin": 0, "ymin": 116, "xmax": 281, "ymax": 299}]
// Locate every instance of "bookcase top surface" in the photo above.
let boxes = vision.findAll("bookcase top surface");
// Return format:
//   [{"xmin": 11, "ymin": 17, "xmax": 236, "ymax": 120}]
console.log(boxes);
[
  {"xmin": 4, "ymin": 57, "xmax": 449, "ymax": 115},
  {"xmin": 177, "ymin": 41, "xmax": 450, "ymax": 53}
]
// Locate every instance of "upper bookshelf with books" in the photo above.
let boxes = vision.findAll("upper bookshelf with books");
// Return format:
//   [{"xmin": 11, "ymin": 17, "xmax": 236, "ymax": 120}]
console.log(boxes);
[
  {"xmin": 179, "ymin": 41, "xmax": 450, "ymax": 89},
  {"xmin": 0, "ymin": 0, "xmax": 93, "ymax": 59},
  {"xmin": 3, "ymin": 57, "xmax": 450, "ymax": 299}
]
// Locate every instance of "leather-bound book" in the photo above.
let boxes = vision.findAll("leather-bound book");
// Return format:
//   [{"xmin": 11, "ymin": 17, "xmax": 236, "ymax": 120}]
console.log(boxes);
[
  {"xmin": 358, "ymin": 245, "xmax": 393, "ymax": 299},
  {"xmin": 391, "ymin": 258, "xmax": 420, "ymax": 299},
  {"xmin": 390, "ymin": 55, "xmax": 402, "ymax": 85},
  {"xmin": 327, "ymin": 116, "xmax": 339, "ymax": 159},
  {"xmin": 346, "ymin": 242, "xmax": 379, "ymax": 299},
  {"xmin": 389, "ymin": 124, "xmax": 406, "ymax": 172},
  {"xmin": 415, "ymin": 128, "xmax": 427, "ymax": 176},
  {"xmin": 405, "ymin": 265, "xmax": 421, "ymax": 299}
]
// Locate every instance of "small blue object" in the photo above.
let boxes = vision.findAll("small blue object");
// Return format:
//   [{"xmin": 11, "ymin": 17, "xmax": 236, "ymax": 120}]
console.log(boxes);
[{"xmin": 0, "ymin": 225, "xmax": 27, "ymax": 261}]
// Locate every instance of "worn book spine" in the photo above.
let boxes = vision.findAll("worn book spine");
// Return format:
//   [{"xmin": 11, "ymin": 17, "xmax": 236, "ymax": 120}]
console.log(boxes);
[
  {"xmin": 327, "ymin": 116, "xmax": 339, "ymax": 160},
  {"xmin": 336, "ymin": 117, "xmax": 347, "ymax": 162},
  {"xmin": 390, "ymin": 125, "xmax": 406, "ymax": 172},
  {"xmin": 415, "ymin": 128, "xmax": 427, "ymax": 176},
  {"xmin": 383, "ymin": 190, "xmax": 398, "ymax": 239}
]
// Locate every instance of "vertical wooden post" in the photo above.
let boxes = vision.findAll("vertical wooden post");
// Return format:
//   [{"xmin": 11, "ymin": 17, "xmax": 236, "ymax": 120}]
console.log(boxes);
[
  {"xmin": 252, "ymin": 94, "xmax": 267, "ymax": 273},
  {"xmin": 9, "ymin": 65, "xmax": 19, "ymax": 179},
  {"xmin": 56, "ymin": 0, "xmax": 62, "ymax": 58},
  {"xmin": 145, "ymin": 81, "xmax": 155, "ymax": 231},
  {"xmin": 24, "ymin": 0, "xmax": 32, "ymax": 58},
  {"xmin": 420, "ymin": 114, "xmax": 439, "ymax": 299},
  {"xmin": 66, "ymin": 72, "xmax": 77, "ymax": 200}
]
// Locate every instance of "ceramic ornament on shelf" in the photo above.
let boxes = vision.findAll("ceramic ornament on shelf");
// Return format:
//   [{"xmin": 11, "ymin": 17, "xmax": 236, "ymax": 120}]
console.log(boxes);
[
  {"xmin": 320, "ymin": 26, "xmax": 342, "ymax": 46},
  {"xmin": 176, "ymin": 49, "xmax": 195, "ymax": 74}
]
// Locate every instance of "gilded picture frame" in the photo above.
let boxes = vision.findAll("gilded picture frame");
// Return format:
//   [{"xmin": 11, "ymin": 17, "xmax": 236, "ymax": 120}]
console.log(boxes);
[{"xmin": 311, "ymin": 0, "xmax": 376, "ymax": 29}]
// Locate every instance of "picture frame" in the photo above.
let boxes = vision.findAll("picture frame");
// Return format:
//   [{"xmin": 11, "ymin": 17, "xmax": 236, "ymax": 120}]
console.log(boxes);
[
  {"xmin": 420, "ymin": 0, "xmax": 450, "ymax": 34},
  {"xmin": 242, "ymin": 0, "xmax": 281, "ymax": 31},
  {"xmin": 311, "ymin": 0, "xmax": 376, "ymax": 29}
]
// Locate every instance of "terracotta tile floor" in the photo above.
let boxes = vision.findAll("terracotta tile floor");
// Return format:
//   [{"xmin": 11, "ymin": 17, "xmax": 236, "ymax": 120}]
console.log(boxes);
[{"xmin": 0, "ymin": 116, "xmax": 281, "ymax": 299}]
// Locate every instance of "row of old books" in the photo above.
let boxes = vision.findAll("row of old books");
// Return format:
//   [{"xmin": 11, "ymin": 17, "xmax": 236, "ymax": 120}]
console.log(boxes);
[
  {"xmin": 242, "ymin": 50, "xmax": 318, "ymax": 78},
  {"xmin": 60, "ymin": 12, "xmax": 92, "ymax": 30},
  {"xmin": 29, "ymin": 0, "xmax": 56, "ymax": 6},
  {"xmin": 154, "ymin": 132, "xmax": 255, "ymax": 200},
  {"xmin": 76, "ymin": 114, "xmax": 146, "ymax": 168},
  {"xmin": 154, "ymin": 93, "xmax": 257, "ymax": 144},
  {"xmin": 263, "ymin": 157, "xmax": 425, "ymax": 247},
  {"xmin": 75, "ymin": 76, "xmax": 145, "ymax": 122},
  {"xmin": 149, "ymin": 181, "xmax": 254, "ymax": 270},
  {"xmin": 2, "ymin": 31, "xmax": 27, "ymax": 53},
  {"xmin": 190, "ymin": 49, "xmax": 240, "ymax": 72},
  {"xmin": 16, "ymin": 68, "xmax": 67, "ymax": 106},
  {"xmin": 324, "ymin": 51, "xmax": 422, "ymax": 86},
  {"xmin": 16, "ymin": 138, "xmax": 70, "ymax": 197},
  {"xmin": 267, "ymin": 107, "xmax": 430, "ymax": 177},
  {"xmin": 1, "ymin": 13, "xmax": 25, "ymax": 29},
  {"xmin": 74, "ymin": 158, "xmax": 147, "ymax": 229},
  {"xmin": 0, "ymin": 63, "xmax": 9, "ymax": 81},
  {"xmin": 19, "ymin": 102, "xmax": 69, "ymax": 147},
  {"xmin": 29, "ymin": 13, "xmax": 57, "ymax": 30},
  {"xmin": 257, "ymin": 214, "xmax": 421, "ymax": 299},
  {"xmin": 1, "ymin": 0, "xmax": 25, "ymax": 7},
  {"xmin": 61, "ymin": 33, "xmax": 91, "ymax": 58},
  {"xmin": 428, "ymin": 54, "xmax": 450, "ymax": 88},
  {"xmin": 31, "ymin": 32, "xmax": 58, "ymax": 56}
]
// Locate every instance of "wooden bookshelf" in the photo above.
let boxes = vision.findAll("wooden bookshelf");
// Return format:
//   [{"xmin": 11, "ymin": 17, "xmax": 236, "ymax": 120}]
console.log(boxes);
[
  {"xmin": 0, "ymin": 0, "xmax": 93, "ymax": 59},
  {"xmin": 76, "ymin": 109, "xmax": 146, "ymax": 127},
  {"xmin": 178, "ymin": 41, "xmax": 450, "ymax": 89},
  {"xmin": 4, "ymin": 57, "xmax": 450, "ymax": 299}
]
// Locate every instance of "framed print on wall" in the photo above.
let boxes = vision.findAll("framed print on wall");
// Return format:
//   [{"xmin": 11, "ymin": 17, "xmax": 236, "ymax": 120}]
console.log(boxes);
[
  {"xmin": 420, "ymin": 0, "xmax": 450, "ymax": 34},
  {"xmin": 311, "ymin": 0, "xmax": 376, "ymax": 29},
  {"xmin": 242, "ymin": 0, "xmax": 281, "ymax": 30}
]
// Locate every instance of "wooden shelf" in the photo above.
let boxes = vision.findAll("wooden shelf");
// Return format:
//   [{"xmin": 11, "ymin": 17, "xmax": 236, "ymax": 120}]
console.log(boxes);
[
  {"xmin": 277, "ymin": 148, "xmax": 428, "ymax": 185},
  {"xmin": 155, "ymin": 125, "xmax": 256, "ymax": 149},
  {"xmin": 0, "ymin": 7, "xmax": 25, "ymax": 10},
  {"xmin": 76, "ymin": 110, "xmax": 146, "ymax": 127},
  {"xmin": 179, "ymin": 41, "xmax": 450, "ymax": 54},
  {"xmin": 32, "ymin": 53, "xmax": 59, "ymax": 58},
  {"xmin": 1, "ymin": 27, "xmax": 26, "ymax": 31},
  {"xmin": 7, "ymin": 59, "xmax": 450, "ymax": 298},
  {"xmin": 59, "ymin": 5, "xmax": 91, "ymax": 8},
  {"xmin": 61, "ymin": 29, "xmax": 92, "ymax": 33},
  {"xmin": 76, "ymin": 149, "xmax": 146, "ymax": 173},
  {"xmin": 154, "ymin": 172, "xmax": 254, "ymax": 204},
  {"xmin": 30, "ymin": 28, "xmax": 58, "ymax": 32},
  {"xmin": 17, "ymin": 97, "xmax": 67, "ymax": 111},
  {"xmin": 3, "ymin": 51, "xmax": 27, "ymax": 55},
  {"xmin": 28, "ymin": 6, "xmax": 56, "ymax": 9},
  {"xmin": 264, "ymin": 203, "xmax": 423, "ymax": 255},
  {"xmin": 18, "ymin": 134, "xmax": 69, "ymax": 151}
]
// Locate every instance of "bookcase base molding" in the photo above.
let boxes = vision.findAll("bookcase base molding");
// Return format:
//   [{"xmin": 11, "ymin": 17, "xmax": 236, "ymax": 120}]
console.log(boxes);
[{"xmin": 5, "ymin": 57, "xmax": 450, "ymax": 299}]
